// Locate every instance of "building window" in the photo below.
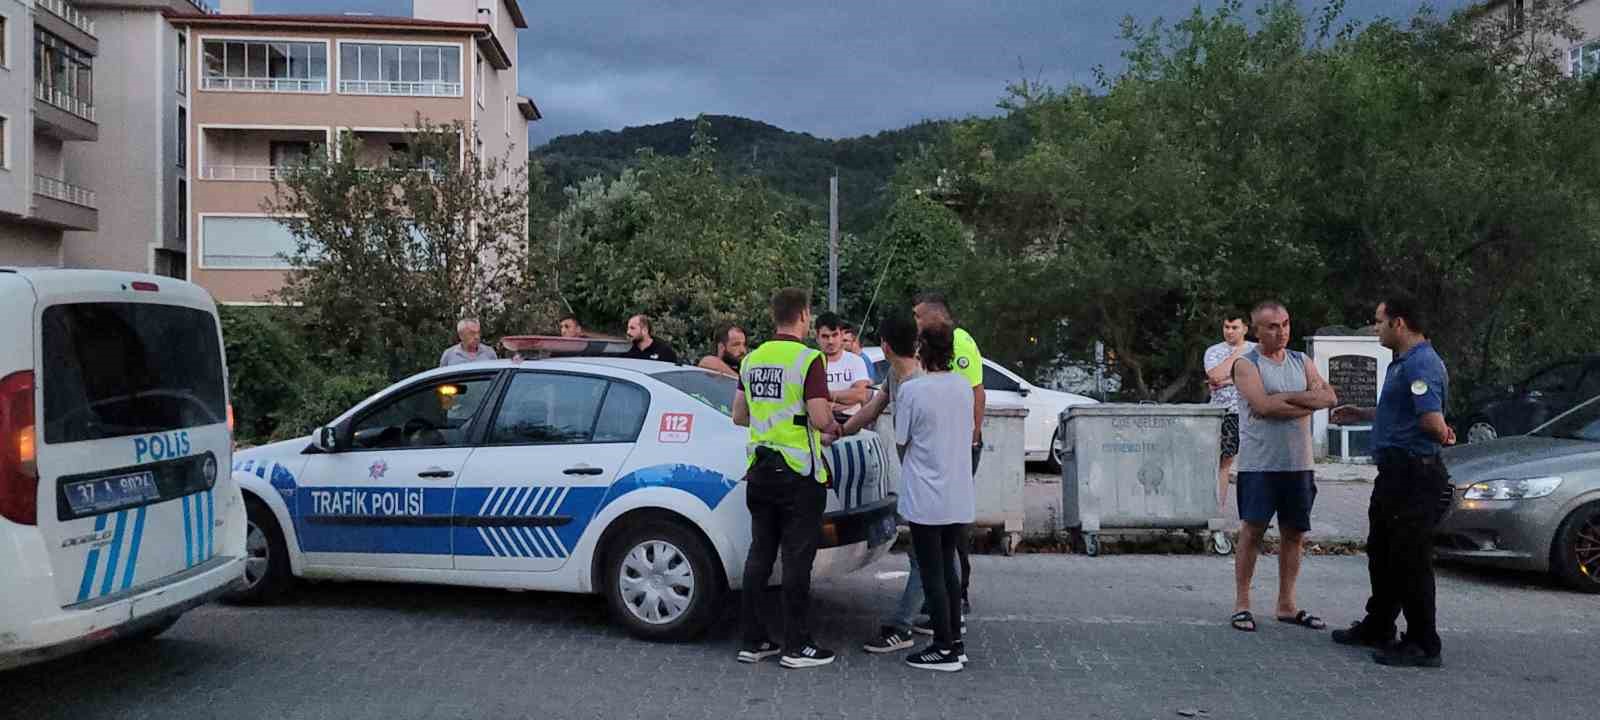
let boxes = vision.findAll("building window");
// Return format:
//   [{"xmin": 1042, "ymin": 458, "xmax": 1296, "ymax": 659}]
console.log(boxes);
[
  {"xmin": 176, "ymin": 179, "xmax": 187, "ymax": 244},
  {"xmin": 270, "ymin": 141, "xmax": 311, "ymax": 168},
  {"xmin": 1, "ymin": 16, "xmax": 9, "ymax": 69},
  {"xmin": 1571, "ymin": 41, "xmax": 1600, "ymax": 78},
  {"xmin": 201, "ymin": 39, "xmax": 327, "ymax": 93},
  {"xmin": 201, "ymin": 216, "xmax": 305, "ymax": 269},
  {"xmin": 1508, "ymin": 0, "xmax": 1526, "ymax": 34},
  {"xmin": 177, "ymin": 33, "xmax": 187, "ymax": 93},
  {"xmin": 176, "ymin": 107, "xmax": 186, "ymax": 167},
  {"xmin": 475, "ymin": 56, "xmax": 484, "ymax": 106},
  {"xmin": 0, "ymin": 115, "xmax": 8, "ymax": 169},
  {"xmin": 35, "ymin": 30, "xmax": 94, "ymax": 120},
  {"xmin": 338, "ymin": 42, "xmax": 461, "ymax": 96}
]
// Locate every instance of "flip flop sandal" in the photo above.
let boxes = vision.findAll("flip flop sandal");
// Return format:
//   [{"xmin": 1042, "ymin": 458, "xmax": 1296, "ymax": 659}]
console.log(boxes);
[
  {"xmin": 1277, "ymin": 610, "xmax": 1326, "ymax": 630},
  {"xmin": 1230, "ymin": 611, "xmax": 1257, "ymax": 632}
]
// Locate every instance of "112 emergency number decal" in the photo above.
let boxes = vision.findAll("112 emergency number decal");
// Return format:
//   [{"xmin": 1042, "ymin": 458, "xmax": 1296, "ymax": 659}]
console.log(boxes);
[{"xmin": 658, "ymin": 413, "xmax": 694, "ymax": 443}]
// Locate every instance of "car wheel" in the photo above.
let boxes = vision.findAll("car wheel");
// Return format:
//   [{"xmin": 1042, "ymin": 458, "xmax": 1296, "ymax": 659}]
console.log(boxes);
[
  {"xmin": 222, "ymin": 497, "xmax": 293, "ymax": 605},
  {"xmin": 1045, "ymin": 425, "xmax": 1066, "ymax": 474},
  {"xmin": 1466, "ymin": 418, "xmax": 1499, "ymax": 444},
  {"xmin": 1552, "ymin": 503, "xmax": 1600, "ymax": 594},
  {"xmin": 604, "ymin": 520, "xmax": 723, "ymax": 642}
]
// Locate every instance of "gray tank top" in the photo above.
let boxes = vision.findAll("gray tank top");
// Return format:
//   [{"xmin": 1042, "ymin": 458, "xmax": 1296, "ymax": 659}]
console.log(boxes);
[{"xmin": 1236, "ymin": 349, "xmax": 1314, "ymax": 472}]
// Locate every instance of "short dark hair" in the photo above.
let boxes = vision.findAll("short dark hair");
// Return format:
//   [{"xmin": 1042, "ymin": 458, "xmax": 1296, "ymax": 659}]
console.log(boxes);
[
  {"xmin": 816, "ymin": 312, "xmax": 845, "ymax": 333},
  {"xmin": 631, "ymin": 314, "xmax": 653, "ymax": 333},
  {"xmin": 917, "ymin": 323, "xmax": 956, "ymax": 373},
  {"xmin": 840, "ymin": 322, "xmax": 857, "ymax": 335},
  {"xmin": 714, "ymin": 322, "xmax": 745, "ymax": 346},
  {"xmin": 1381, "ymin": 293, "xmax": 1427, "ymax": 335},
  {"xmin": 913, "ymin": 291, "xmax": 951, "ymax": 314},
  {"xmin": 1222, "ymin": 312, "xmax": 1246, "ymax": 325},
  {"xmin": 559, "ymin": 312, "xmax": 578, "ymax": 323},
  {"xmin": 770, "ymin": 288, "xmax": 810, "ymax": 327},
  {"xmin": 878, "ymin": 307, "xmax": 917, "ymax": 359}
]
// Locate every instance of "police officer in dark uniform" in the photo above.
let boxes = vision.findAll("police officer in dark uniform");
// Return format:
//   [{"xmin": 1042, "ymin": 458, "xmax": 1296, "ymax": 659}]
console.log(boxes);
[{"xmin": 1330, "ymin": 294, "xmax": 1455, "ymax": 668}]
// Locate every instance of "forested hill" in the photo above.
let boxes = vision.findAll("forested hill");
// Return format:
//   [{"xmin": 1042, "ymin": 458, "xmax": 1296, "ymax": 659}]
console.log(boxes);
[{"xmin": 531, "ymin": 114, "xmax": 951, "ymax": 233}]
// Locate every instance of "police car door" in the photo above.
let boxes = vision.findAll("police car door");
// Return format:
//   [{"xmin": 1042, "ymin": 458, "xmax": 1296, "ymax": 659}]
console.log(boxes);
[
  {"xmin": 294, "ymin": 373, "xmax": 496, "ymax": 570},
  {"xmin": 452, "ymin": 371, "xmax": 646, "ymax": 573}
]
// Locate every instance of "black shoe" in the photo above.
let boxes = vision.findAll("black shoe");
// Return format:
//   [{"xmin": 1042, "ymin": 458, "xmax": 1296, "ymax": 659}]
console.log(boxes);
[
  {"xmin": 912, "ymin": 617, "xmax": 967, "ymax": 636},
  {"xmin": 962, "ymin": 598, "xmax": 972, "ymax": 615},
  {"xmin": 905, "ymin": 645, "xmax": 963, "ymax": 672},
  {"xmin": 780, "ymin": 644, "xmax": 836, "ymax": 669},
  {"xmin": 953, "ymin": 640, "xmax": 969, "ymax": 664},
  {"xmin": 737, "ymin": 641, "xmax": 782, "ymax": 663},
  {"xmin": 863, "ymin": 626, "xmax": 915, "ymax": 654},
  {"xmin": 1374, "ymin": 640, "xmax": 1442, "ymax": 668},
  {"xmin": 1331, "ymin": 620, "xmax": 1394, "ymax": 649}
]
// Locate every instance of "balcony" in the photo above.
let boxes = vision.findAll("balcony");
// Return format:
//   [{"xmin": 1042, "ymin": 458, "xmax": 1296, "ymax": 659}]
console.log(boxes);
[
  {"xmin": 34, "ymin": 85, "xmax": 97, "ymax": 141},
  {"xmin": 32, "ymin": 175, "xmax": 98, "ymax": 231},
  {"xmin": 200, "ymin": 77, "xmax": 327, "ymax": 93},
  {"xmin": 337, "ymin": 80, "xmax": 463, "ymax": 97},
  {"xmin": 38, "ymin": 0, "xmax": 96, "ymax": 37},
  {"xmin": 199, "ymin": 165, "xmax": 295, "ymax": 182}
]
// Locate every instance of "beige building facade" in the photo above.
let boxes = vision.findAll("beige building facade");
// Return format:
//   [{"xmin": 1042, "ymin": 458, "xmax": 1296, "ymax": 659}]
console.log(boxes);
[{"xmin": 1475, "ymin": 0, "xmax": 1600, "ymax": 75}]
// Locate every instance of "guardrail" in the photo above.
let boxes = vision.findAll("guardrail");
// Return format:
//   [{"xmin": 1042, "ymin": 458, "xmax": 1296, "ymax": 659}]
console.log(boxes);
[
  {"xmin": 200, "ymin": 77, "xmax": 327, "ymax": 93},
  {"xmin": 38, "ymin": 0, "xmax": 95, "ymax": 36},
  {"xmin": 35, "ymin": 175, "xmax": 97, "ymax": 208},
  {"xmin": 338, "ymin": 80, "xmax": 463, "ymax": 97},
  {"xmin": 200, "ymin": 166, "xmax": 293, "ymax": 182},
  {"xmin": 34, "ymin": 84, "xmax": 95, "ymax": 122}
]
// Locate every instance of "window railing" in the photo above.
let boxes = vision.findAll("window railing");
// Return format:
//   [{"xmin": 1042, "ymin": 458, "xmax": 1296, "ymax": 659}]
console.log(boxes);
[
  {"xmin": 35, "ymin": 175, "xmax": 97, "ymax": 208},
  {"xmin": 34, "ymin": 84, "xmax": 95, "ymax": 122},
  {"xmin": 38, "ymin": 0, "xmax": 95, "ymax": 37},
  {"xmin": 201, "ymin": 77, "xmax": 327, "ymax": 93},
  {"xmin": 338, "ymin": 80, "xmax": 463, "ymax": 97},
  {"xmin": 201, "ymin": 166, "xmax": 295, "ymax": 182}
]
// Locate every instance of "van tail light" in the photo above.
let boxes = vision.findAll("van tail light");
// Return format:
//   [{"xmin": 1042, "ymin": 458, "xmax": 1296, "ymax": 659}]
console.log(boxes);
[
  {"xmin": 227, "ymin": 403, "xmax": 235, "ymax": 432},
  {"xmin": 227, "ymin": 403, "xmax": 236, "ymax": 451},
  {"xmin": 0, "ymin": 370, "xmax": 39, "ymax": 526}
]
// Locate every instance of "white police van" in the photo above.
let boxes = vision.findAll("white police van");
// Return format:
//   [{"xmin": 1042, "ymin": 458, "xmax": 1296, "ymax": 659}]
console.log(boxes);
[
  {"xmin": 0, "ymin": 269, "xmax": 245, "ymax": 670},
  {"xmin": 227, "ymin": 347, "xmax": 897, "ymax": 641}
]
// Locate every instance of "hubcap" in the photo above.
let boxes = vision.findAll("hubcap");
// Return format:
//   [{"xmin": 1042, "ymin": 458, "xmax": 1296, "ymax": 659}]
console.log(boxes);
[
  {"xmin": 1051, "ymin": 428, "xmax": 1066, "ymax": 466},
  {"xmin": 1575, "ymin": 516, "xmax": 1600, "ymax": 584},
  {"xmin": 618, "ymin": 540, "xmax": 695, "ymax": 625},
  {"xmin": 243, "ymin": 520, "xmax": 270, "ymax": 589},
  {"xmin": 1467, "ymin": 422, "xmax": 1498, "ymax": 444}
]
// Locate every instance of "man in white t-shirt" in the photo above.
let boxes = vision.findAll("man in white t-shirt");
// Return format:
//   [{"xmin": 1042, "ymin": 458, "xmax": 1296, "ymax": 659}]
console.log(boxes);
[
  {"xmin": 816, "ymin": 312, "xmax": 871, "ymax": 416},
  {"xmin": 1204, "ymin": 314, "xmax": 1255, "ymax": 514}
]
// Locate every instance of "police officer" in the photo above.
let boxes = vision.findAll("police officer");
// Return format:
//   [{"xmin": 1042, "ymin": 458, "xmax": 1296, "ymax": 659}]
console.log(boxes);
[
  {"xmin": 732, "ymin": 288, "xmax": 842, "ymax": 669},
  {"xmin": 1330, "ymin": 294, "xmax": 1454, "ymax": 668}
]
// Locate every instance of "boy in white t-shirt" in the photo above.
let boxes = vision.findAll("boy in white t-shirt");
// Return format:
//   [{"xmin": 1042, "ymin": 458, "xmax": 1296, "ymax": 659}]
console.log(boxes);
[{"xmin": 817, "ymin": 312, "xmax": 872, "ymax": 415}]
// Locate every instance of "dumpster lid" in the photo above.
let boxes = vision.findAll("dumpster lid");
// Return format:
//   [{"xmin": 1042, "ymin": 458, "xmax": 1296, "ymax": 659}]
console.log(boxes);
[{"xmin": 1063, "ymin": 403, "xmax": 1227, "ymax": 418}]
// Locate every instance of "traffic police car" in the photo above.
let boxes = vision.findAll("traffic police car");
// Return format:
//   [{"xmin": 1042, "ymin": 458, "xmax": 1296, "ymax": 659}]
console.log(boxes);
[{"xmin": 226, "ymin": 347, "xmax": 897, "ymax": 641}]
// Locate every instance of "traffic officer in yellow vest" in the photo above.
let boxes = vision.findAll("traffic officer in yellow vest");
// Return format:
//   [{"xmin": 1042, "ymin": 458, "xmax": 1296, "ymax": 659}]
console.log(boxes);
[{"xmin": 732, "ymin": 288, "xmax": 843, "ymax": 669}]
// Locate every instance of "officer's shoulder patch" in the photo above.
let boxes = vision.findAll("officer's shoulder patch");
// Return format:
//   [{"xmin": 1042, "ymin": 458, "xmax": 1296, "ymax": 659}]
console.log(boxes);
[
  {"xmin": 1410, "ymin": 379, "xmax": 1429, "ymax": 396},
  {"xmin": 957, "ymin": 356, "xmax": 971, "ymax": 369}
]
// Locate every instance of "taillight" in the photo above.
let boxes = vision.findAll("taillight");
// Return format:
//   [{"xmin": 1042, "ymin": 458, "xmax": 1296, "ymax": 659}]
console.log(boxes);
[
  {"xmin": 131, "ymin": 281, "xmax": 159, "ymax": 292},
  {"xmin": 0, "ymin": 370, "xmax": 39, "ymax": 525}
]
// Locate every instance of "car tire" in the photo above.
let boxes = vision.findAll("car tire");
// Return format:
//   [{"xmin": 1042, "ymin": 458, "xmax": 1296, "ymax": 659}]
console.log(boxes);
[
  {"xmin": 603, "ymin": 520, "xmax": 723, "ymax": 643},
  {"xmin": 222, "ymin": 497, "xmax": 293, "ymax": 605},
  {"xmin": 1465, "ymin": 417, "xmax": 1499, "ymax": 444},
  {"xmin": 1551, "ymin": 502, "xmax": 1600, "ymax": 594},
  {"xmin": 1044, "ymin": 425, "xmax": 1066, "ymax": 474}
]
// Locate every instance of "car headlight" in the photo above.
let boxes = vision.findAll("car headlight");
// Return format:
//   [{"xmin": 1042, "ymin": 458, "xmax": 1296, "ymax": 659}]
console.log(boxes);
[{"xmin": 1462, "ymin": 476, "xmax": 1563, "ymax": 501}]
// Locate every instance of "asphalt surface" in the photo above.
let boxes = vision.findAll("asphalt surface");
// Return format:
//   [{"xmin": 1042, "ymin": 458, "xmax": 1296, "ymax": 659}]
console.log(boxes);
[{"xmin": 4, "ymin": 552, "xmax": 1592, "ymax": 720}]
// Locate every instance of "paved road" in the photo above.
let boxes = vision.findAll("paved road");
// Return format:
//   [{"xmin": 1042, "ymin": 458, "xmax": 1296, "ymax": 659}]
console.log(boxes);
[{"xmin": 4, "ymin": 553, "xmax": 1591, "ymax": 720}]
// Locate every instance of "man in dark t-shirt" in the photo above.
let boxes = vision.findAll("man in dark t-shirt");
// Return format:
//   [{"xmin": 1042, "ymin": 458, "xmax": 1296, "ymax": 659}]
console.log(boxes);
[{"xmin": 622, "ymin": 314, "xmax": 680, "ymax": 363}]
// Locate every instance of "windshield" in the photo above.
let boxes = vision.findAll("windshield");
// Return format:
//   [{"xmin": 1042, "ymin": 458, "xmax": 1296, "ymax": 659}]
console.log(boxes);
[
  {"xmin": 1533, "ymin": 395, "xmax": 1600, "ymax": 442},
  {"xmin": 653, "ymin": 370, "xmax": 737, "ymax": 417}
]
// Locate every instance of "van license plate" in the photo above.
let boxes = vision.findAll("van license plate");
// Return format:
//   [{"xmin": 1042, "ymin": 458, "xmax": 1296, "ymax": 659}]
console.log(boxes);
[{"xmin": 64, "ymin": 471, "xmax": 159, "ymax": 516}]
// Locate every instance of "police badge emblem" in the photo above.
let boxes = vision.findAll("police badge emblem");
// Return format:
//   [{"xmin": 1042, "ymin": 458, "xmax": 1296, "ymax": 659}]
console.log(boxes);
[{"xmin": 1410, "ymin": 380, "xmax": 1428, "ymax": 396}]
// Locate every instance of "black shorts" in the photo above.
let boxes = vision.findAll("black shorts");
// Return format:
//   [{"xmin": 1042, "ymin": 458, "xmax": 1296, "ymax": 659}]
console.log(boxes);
[
  {"xmin": 1220, "ymin": 413, "xmax": 1241, "ymax": 458},
  {"xmin": 1237, "ymin": 470, "xmax": 1316, "ymax": 532}
]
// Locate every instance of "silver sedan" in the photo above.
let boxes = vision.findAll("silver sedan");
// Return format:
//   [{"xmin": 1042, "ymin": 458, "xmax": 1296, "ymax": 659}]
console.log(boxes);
[{"xmin": 1436, "ymin": 395, "xmax": 1600, "ymax": 593}]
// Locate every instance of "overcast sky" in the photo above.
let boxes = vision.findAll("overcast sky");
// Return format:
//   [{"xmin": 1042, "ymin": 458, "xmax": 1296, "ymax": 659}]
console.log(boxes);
[{"xmin": 257, "ymin": 1, "xmax": 1478, "ymax": 146}]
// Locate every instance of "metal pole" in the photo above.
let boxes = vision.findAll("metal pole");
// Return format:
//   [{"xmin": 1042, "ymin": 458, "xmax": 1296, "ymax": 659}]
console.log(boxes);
[
  {"xmin": 828, "ymin": 174, "xmax": 839, "ymax": 311},
  {"xmin": 1094, "ymin": 340, "xmax": 1106, "ymax": 401}
]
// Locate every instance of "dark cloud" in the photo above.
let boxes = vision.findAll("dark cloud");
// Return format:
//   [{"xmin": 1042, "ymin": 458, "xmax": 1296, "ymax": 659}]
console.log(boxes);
[{"xmin": 260, "ymin": 1, "xmax": 1477, "ymax": 144}]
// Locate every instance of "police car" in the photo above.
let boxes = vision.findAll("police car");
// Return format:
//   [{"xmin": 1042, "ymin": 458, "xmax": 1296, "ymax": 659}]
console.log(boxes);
[
  {"xmin": 226, "ymin": 348, "xmax": 898, "ymax": 641},
  {"xmin": 1, "ymin": 269, "xmax": 245, "ymax": 671}
]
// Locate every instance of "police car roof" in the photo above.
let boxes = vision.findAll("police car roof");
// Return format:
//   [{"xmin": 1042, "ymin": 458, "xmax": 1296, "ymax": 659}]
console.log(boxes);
[{"xmin": 423, "ymin": 357, "xmax": 701, "ymax": 379}]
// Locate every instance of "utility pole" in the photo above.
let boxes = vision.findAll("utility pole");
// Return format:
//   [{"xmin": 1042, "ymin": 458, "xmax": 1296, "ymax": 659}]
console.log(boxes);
[{"xmin": 829, "ymin": 173, "xmax": 839, "ymax": 311}]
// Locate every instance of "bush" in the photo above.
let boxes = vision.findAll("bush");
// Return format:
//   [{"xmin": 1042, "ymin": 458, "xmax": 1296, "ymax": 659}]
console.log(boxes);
[{"xmin": 221, "ymin": 306, "xmax": 389, "ymax": 446}]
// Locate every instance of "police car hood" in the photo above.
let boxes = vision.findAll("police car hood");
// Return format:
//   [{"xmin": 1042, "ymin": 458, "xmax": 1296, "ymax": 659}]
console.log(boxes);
[
  {"xmin": 1443, "ymin": 436, "xmax": 1600, "ymax": 483},
  {"xmin": 235, "ymin": 437, "xmax": 313, "ymax": 464}
]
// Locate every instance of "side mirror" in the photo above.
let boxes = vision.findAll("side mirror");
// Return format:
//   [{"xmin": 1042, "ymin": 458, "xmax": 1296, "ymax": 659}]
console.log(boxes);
[
  {"xmin": 1018, "ymin": 387, "xmax": 1031, "ymax": 397},
  {"xmin": 316, "ymin": 425, "xmax": 341, "ymax": 452}
]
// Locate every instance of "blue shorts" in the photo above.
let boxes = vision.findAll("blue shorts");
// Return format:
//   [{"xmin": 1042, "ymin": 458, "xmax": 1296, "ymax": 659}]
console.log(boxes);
[{"xmin": 1236, "ymin": 471, "xmax": 1316, "ymax": 532}]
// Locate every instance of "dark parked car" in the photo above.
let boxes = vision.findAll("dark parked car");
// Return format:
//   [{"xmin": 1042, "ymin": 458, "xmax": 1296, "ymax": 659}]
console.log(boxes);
[{"xmin": 1463, "ymin": 355, "xmax": 1600, "ymax": 444}]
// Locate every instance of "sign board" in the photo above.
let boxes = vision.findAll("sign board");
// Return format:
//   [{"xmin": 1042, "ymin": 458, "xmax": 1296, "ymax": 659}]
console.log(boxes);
[
  {"xmin": 658, "ymin": 413, "xmax": 694, "ymax": 443},
  {"xmin": 1327, "ymin": 354, "xmax": 1378, "ymax": 408}
]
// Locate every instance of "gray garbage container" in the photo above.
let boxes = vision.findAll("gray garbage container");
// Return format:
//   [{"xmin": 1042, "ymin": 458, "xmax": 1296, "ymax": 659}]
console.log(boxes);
[{"xmin": 1060, "ymin": 404, "xmax": 1230, "ymax": 556}]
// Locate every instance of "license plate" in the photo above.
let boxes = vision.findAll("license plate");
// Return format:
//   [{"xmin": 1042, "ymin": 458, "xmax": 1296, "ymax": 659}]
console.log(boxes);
[{"xmin": 64, "ymin": 471, "xmax": 159, "ymax": 516}]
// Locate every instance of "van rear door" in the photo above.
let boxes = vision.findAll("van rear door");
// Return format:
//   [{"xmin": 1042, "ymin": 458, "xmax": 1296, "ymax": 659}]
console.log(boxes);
[{"xmin": 33, "ymin": 291, "xmax": 231, "ymax": 608}]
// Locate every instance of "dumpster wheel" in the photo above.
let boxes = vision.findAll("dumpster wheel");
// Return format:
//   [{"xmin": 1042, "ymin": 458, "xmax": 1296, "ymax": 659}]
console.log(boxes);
[{"xmin": 1211, "ymin": 531, "xmax": 1234, "ymax": 556}]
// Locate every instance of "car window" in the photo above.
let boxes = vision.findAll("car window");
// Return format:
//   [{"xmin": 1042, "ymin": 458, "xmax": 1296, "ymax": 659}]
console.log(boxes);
[
  {"xmin": 41, "ymin": 302, "xmax": 227, "ymax": 444},
  {"xmin": 982, "ymin": 364, "xmax": 1021, "ymax": 393},
  {"xmin": 594, "ymin": 382, "xmax": 650, "ymax": 442},
  {"xmin": 1534, "ymin": 395, "xmax": 1600, "ymax": 442},
  {"xmin": 351, "ymin": 376, "xmax": 493, "ymax": 450},
  {"xmin": 489, "ymin": 372, "xmax": 608, "ymax": 444},
  {"xmin": 1578, "ymin": 367, "xmax": 1600, "ymax": 400},
  {"xmin": 1527, "ymin": 362, "xmax": 1582, "ymax": 394},
  {"xmin": 652, "ymin": 370, "xmax": 735, "ymax": 417}
]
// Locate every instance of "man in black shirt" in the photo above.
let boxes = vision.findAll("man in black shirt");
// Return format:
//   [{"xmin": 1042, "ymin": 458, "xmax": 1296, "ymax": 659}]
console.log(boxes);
[{"xmin": 623, "ymin": 314, "xmax": 680, "ymax": 364}]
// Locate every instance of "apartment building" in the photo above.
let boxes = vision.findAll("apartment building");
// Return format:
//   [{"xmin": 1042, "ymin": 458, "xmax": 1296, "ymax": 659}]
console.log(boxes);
[
  {"xmin": 175, "ymin": 0, "xmax": 535, "ymax": 304},
  {"xmin": 1475, "ymin": 0, "xmax": 1600, "ymax": 76},
  {"xmin": 0, "ymin": 0, "xmax": 104, "ymax": 266}
]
